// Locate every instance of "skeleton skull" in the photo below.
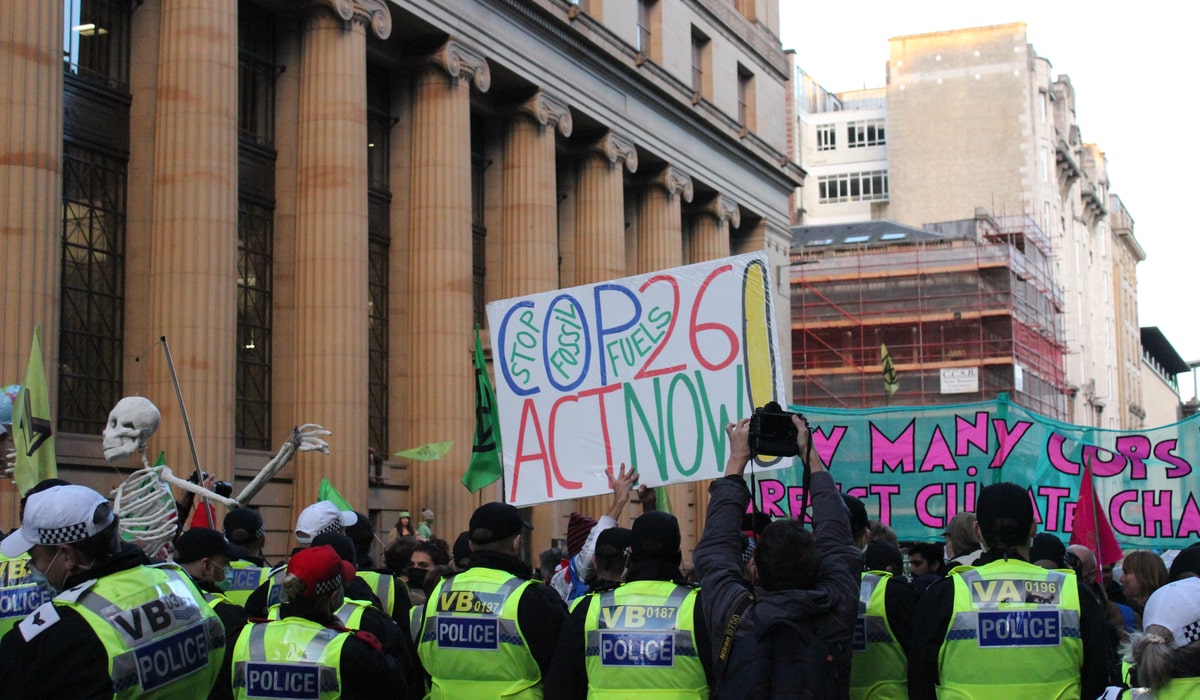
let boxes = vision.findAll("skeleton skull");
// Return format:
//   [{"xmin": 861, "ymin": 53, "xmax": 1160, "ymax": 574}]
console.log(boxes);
[{"xmin": 103, "ymin": 397, "xmax": 161, "ymax": 462}]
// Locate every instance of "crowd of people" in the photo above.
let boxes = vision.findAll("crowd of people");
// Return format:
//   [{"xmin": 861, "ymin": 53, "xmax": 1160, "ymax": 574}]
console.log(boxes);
[{"xmin": 0, "ymin": 414, "xmax": 1197, "ymax": 698}]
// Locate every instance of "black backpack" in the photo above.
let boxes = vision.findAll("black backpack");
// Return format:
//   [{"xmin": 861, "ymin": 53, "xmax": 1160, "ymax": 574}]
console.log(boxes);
[{"xmin": 716, "ymin": 599, "xmax": 842, "ymax": 699}]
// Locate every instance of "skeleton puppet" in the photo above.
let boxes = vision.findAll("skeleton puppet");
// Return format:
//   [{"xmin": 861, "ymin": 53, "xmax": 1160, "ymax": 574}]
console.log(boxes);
[{"xmin": 103, "ymin": 396, "xmax": 329, "ymax": 557}]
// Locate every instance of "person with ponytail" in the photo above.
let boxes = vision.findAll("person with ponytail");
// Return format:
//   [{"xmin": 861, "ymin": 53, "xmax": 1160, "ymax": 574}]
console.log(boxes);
[
  {"xmin": 1098, "ymin": 577, "xmax": 1200, "ymax": 699},
  {"xmin": 907, "ymin": 482, "xmax": 1114, "ymax": 700}
]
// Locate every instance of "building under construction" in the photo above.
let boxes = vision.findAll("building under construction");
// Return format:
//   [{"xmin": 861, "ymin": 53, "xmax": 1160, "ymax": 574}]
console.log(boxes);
[{"xmin": 790, "ymin": 212, "xmax": 1067, "ymax": 419}]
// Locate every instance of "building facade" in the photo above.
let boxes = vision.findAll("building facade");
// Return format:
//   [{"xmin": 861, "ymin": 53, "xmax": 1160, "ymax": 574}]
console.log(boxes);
[
  {"xmin": 790, "ymin": 22, "xmax": 1146, "ymax": 429},
  {"xmin": 0, "ymin": 0, "xmax": 800, "ymax": 561}
]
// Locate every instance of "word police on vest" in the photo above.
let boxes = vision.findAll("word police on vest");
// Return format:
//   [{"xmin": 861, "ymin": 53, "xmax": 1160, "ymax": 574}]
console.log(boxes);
[
  {"xmin": 133, "ymin": 625, "xmax": 211, "ymax": 691},
  {"xmin": 600, "ymin": 631, "xmax": 675, "ymax": 667},
  {"xmin": 977, "ymin": 610, "xmax": 1061, "ymax": 648},
  {"xmin": 438, "ymin": 617, "xmax": 499, "ymax": 650},
  {"xmin": 247, "ymin": 662, "xmax": 321, "ymax": 699},
  {"xmin": 0, "ymin": 585, "xmax": 45, "ymax": 617}
]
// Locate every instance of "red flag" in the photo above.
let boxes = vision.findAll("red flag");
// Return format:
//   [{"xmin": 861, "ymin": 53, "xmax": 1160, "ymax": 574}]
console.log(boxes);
[{"xmin": 1069, "ymin": 457, "xmax": 1123, "ymax": 585}]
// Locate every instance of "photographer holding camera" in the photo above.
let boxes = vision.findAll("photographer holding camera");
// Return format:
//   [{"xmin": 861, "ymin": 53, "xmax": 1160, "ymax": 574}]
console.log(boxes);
[{"xmin": 694, "ymin": 412, "xmax": 862, "ymax": 698}]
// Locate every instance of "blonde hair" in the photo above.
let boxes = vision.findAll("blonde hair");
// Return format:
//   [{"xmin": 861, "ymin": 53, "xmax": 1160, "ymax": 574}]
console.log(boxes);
[{"xmin": 1127, "ymin": 624, "xmax": 1200, "ymax": 691}]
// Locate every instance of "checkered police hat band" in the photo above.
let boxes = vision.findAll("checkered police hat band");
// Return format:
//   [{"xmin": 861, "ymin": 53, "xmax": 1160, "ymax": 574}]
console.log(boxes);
[
  {"xmin": 314, "ymin": 578, "xmax": 342, "ymax": 596},
  {"xmin": 1184, "ymin": 620, "xmax": 1200, "ymax": 647},
  {"xmin": 37, "ymin": 522, "xmax": 91, "ymax": 545},
  {"xmin": 316, "ymin": 521, "xmax": 341, "ymax": 537}
]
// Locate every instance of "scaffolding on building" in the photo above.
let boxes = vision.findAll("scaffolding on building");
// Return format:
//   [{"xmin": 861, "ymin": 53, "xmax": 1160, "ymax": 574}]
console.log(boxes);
[{"xmin": 790, "ymin": 213, "xmax": 1067, "ymax": 419}]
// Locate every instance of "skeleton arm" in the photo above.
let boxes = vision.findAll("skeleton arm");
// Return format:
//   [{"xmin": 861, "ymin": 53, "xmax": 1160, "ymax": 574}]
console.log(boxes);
[{"xmin": 235, "ymin": 424, "xmax": 330, "ymax": 506}]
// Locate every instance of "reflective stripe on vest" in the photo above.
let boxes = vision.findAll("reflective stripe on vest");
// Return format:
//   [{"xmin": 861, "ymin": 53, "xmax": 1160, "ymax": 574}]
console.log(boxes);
[
  {"xmin": 224, "ymin": 560, "xmax": 269, "ymax": 608},
  {"xmin": 418, "ymin": 568, "xmax": 542, "ymax": 699},
  {"xmin": 231, "ymin": 618, "xmax": 346, "ymax": 700},
  {"xmin": 937, "ymin": 561, "xmax": 1083, "ymax": 700},
  {"xmin": 850, "ymin": 571, "xmax": 908, "ymax": 700},
  {"xmin": 267, "ymin": 598, "xmax": 370, "ymax": 628},
  {"xmin": 582, "ymin": 581, "xmax": 706, "ymax": 699},
  {"xmin": 0, "ymin": 553, "xmax": 48, "ymax": 636},
  {"xmin": 356, "ymin": 571, "xmax": 396, "ymax": 617},
  {"xmin": 63, "ymin": 565, "xmax": 225, "ymax": 699}
]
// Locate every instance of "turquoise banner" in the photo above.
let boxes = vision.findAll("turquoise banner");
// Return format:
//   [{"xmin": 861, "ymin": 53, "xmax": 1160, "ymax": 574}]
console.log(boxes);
[{"xmin": 764, "ymin": 396, "xmax": 1200, "ymax": 549}]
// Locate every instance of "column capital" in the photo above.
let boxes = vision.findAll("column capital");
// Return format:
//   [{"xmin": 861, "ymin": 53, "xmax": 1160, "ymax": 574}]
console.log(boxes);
[
  {"xmin": 308, "ymin": 0, "xmax": 392, "ymax": 39},
  {"xmin": 585, "ymin": 131, "xmax": 638, "ymax": 174},
  {"xmin": 645, "ymin": 165, "xmax": 694, "ymax": 203},
  {"xmin": 425, "ymin": 39, "xmax": 492, "ymax": 92},
  {"xmin": 517, "ymin": 91, "xmax": 573, "ymax": 137},
  {"xmin": 702, "ymin": 193, "xmax": 741, "ymax": 229}
]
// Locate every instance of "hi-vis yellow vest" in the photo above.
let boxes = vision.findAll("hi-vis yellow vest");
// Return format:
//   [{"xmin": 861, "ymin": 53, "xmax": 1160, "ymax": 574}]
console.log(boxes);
[
  {"xmin": 231, "ymin": 617, "xmax": 349, "ymax": 700},
  {"xmin": 267, "ymin": 598, "xmax": 372, "ymax": 630},
  {"xmin": 850, "ymin": 571, "xmax": 907, "ymax": 700},
  {"xmin": 582, "ymin": 580, "xmax": 706, "ymax": 699},
  {"xmin": 224, "ymin": 560, "xmax": 270, "ymax": 608},
  {"xmin": 418, "ymin": 567, "xmax": 541, "ymax": 699},
  {"xmin": 1155, "ymin": 676, "xmax": 1200, "ymax": 700},
  {"xmin": 37, "ymin": 564, "xmax": 225, "ymax": 699},
  {"xmin": 937, "ymin": 559, "xmax": 1082, "ymax": 700},
  {"xmin": 0, "ymin": 553, "xmax": 48, "ymax": 636},
  {"xmin": 356, "ymin": 570, "xmax": 399, "ymax": 617}
]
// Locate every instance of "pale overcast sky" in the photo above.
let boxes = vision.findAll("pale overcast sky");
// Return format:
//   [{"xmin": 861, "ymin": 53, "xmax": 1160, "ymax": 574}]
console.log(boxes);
[{"xmin": 779, "ymin": 2, "xmax": 1200, "ymax": 402}]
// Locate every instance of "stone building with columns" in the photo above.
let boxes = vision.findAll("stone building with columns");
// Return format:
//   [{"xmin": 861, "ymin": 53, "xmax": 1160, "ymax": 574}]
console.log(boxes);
[{"xmin": 0, "ymin": 0, "xmax": 799, "ymax": 561}]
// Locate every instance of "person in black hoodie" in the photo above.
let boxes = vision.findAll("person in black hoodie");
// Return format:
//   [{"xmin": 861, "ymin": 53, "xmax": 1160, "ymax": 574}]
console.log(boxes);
[{"xmin": 694, "ymin": 416, "xmax": 862, "ymax": 698}]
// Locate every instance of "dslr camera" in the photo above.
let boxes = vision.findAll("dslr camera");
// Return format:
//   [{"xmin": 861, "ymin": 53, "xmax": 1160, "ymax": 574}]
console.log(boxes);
[
  {"xmin": 189, "ymin": 470, "xmax": 234, "ymax": 499},
  {"xmin": 747, "ymin": 402, "xmax": 808, "ymax": 457}
]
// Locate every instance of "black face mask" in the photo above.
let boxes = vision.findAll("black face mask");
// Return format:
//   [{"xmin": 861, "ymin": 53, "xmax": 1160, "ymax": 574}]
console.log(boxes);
[{"xmin": 407, "ymin": 566, "xmax": 428, "ymax": 588}]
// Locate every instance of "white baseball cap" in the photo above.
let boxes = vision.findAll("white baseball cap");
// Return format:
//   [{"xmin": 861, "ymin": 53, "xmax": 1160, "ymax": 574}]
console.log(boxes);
[
  {"xmin": 294, "ymin": 501, "xmax": 356, "ymax": 544},
  {"xmin": 1143, "ymin": 577, "xmax": 1200, "ymax": 649},
  {"xmin": 1, "ymin": 485, "xmax": 115, "ymax": 557}
]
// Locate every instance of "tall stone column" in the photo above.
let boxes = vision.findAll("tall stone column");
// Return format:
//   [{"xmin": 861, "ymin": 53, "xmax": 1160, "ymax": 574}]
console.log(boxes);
[
  {"xmin": 573, "ymin": 131, "xmax": 637, "ymax": 522},
  {"xmin": 291, "ymin": 0, "xmax": 391, "ymax": 514},
  {"xmin": 637, "ymin": 166, "xmax": 693, "ymax": 272},
  {"xmin": 500, "ymin": 91, "xmax": 571, "ymax": 298},
  {"xmin": 687, "ymin": 194, "xmax": 740, "ymax": 263},
  {"xmin": 0, "ymin": 0, "xmax": 63, "ymax": 521},
  {"xmin": 576, "ymin": 132, "xmax": 637, "ymax": 285},
  {"xmin": 635, "ymin": 166, "xmax": 697, "ymax": 555},
  {"xmin": 405, "ymin": 41, "xmax": 491, "ymax": 535},
  {"xmin": 145, "ymin": 0, "xmax": 238, "ymax": 490},
  {"xmin": 499, "ymin": 91, "xmax": 572, "ymax": 539}
]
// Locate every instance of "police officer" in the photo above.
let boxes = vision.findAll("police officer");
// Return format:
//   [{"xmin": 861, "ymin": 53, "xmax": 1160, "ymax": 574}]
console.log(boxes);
[
  {"xmin": 222, "ymin": 508, "xmax": 271, "ymax": 608},
  {"xmin": 231, "ymin": 544, "xmax": 405, "ymax": 699},
  {"xmin": 545, "ymin": 510, "xmax": 712, "ymax": 698},
  {"xmin": 842, "ymin": 494, "xmax": 916, "ymax": 700},
  {"xmin": 907, "ymin": 482, "xmax": 1113, "ymax": 699},
  {"xmin": 0, "ymin": 478, "xmax": 69, "ymax": 636},
  {"xmin": 176, "ymin": 527, "xmax": 251, "ymax": 700},
  {"xmin": 244, "ymin": 500, "xmax": 357, "ymax": 617},
  {"xmin": 417, "ymin": 502, "xmax": 566, "ymax": 698},
  {"xmin": 0, "ymin": 484, "xmax": 225, "ymax": 698}
]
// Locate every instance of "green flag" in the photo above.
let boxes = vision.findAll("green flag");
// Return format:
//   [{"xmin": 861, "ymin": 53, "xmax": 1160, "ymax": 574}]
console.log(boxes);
[
  {"xmin": 463, "ymin": 327, "xmax": 503, "ymax": 493},
  {"xmin": 13, "ymin": 328, "xmax": 57, "ymax": 495},
  {"xmin": 394, "ymin": 441, "xmax": 454, "ymax": 462},
  {"xmin": 881, "ymin": 343, "xmax": 899, "ymax": 396},
  {"xmin": 318, "ymin": 478, "xmax": 354, "ymax": 512}
]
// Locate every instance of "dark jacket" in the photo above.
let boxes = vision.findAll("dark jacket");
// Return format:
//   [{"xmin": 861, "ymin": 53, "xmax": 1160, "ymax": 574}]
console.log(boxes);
[
  {"xmin": 0, "ymin": 546, "xmax": 182, "ymax": 699},
  {"xmin": 193, "ymin": 577, "xmax": 249, "ymax": 700},
  {"xmin": 906, "ymin": 549, "xmax": 1114, "ymax": 700},
  {"xmin": 693, "ymin": 472, "xmax": 862, "ymax": 698}
]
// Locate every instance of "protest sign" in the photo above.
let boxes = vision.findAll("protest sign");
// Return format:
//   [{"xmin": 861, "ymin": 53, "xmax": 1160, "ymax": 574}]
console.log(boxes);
[
  {"xmin": 769, "ymin": 396, "xmax": 1200, "ymax": 549},
  {"xmin": 487, "ymin": 252, "xmax": 787, "ymax": 506}
]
